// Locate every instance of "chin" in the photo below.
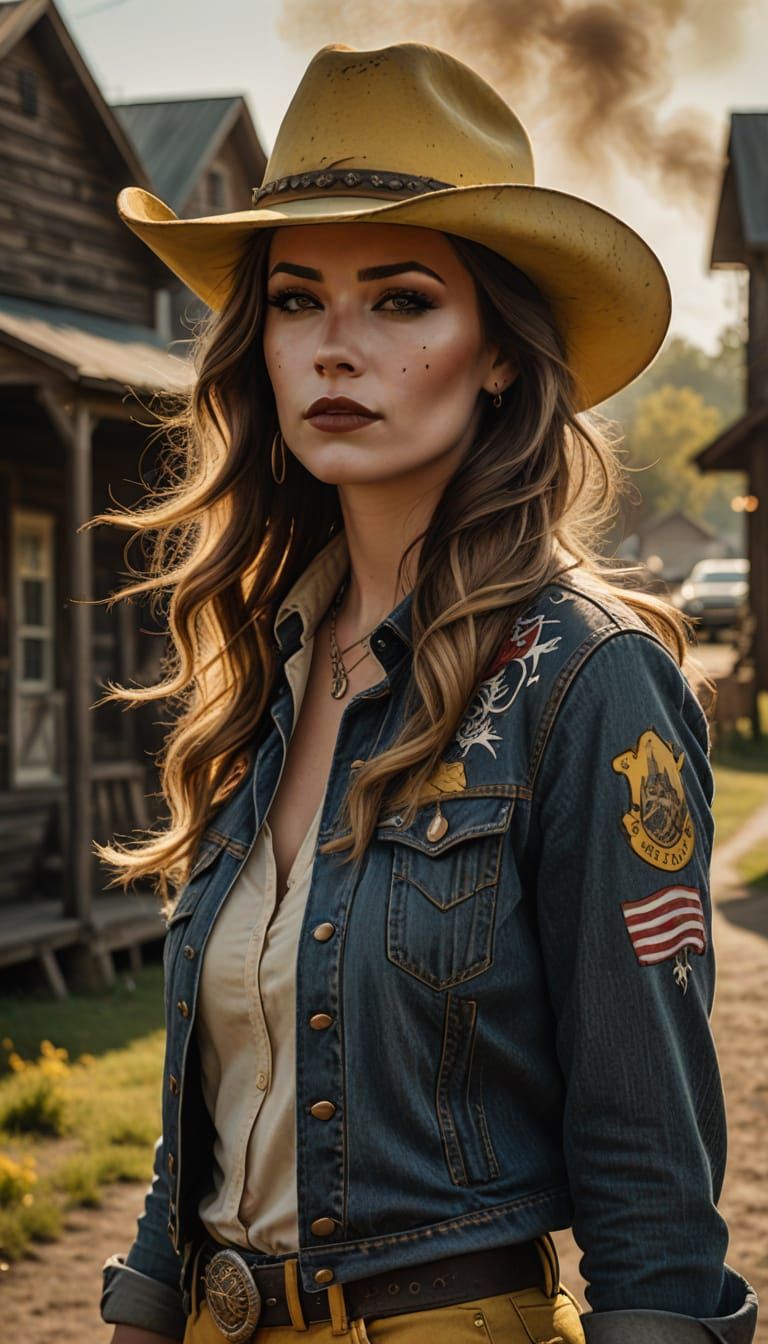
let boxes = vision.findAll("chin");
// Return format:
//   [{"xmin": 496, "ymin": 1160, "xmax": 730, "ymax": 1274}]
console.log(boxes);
[{"xmin": 295, "ymin": 443, "xmax": 414, "ymax": 486}]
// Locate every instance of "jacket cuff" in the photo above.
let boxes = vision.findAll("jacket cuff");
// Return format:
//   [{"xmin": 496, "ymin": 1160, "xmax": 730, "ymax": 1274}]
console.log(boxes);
[
  {"xmin": 581, "ymin": 1267, "xmax": 758, "ymax": 1344},
  {"xmin": 101, "ymin": 1254, "xmax": 187, "ymax": 1340}
]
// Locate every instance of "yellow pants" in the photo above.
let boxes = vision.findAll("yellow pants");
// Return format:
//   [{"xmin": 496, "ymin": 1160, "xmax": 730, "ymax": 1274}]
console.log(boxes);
[{"xmin": 183, "ymin": 1239, "xmax": 586, "ymax": 1343}]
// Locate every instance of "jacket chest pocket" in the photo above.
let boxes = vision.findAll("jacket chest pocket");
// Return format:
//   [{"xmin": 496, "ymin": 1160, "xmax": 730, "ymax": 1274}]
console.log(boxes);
[{"xmin": 376, "ymin": 793, "xmax": 514, "ymax": 991}]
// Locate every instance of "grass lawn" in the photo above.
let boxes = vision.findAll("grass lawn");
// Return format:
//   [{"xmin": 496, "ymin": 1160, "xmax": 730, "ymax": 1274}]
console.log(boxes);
[
  {"xmin": 711, "ymin": 692, "xmax": 768, "ymax": 848},
  {"xmin": 737, "ymin": 840, "xmax": 768, "ymax": 892},
  {"xmin": 0, "ymin": 966, "xmax": 165, "ymax": 1261}
]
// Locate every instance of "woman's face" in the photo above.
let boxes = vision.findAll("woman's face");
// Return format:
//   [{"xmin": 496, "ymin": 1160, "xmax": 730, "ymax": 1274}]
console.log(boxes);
[{"xmin": 262, "ymin": 222, "xmax": 511, "ymax": 490}]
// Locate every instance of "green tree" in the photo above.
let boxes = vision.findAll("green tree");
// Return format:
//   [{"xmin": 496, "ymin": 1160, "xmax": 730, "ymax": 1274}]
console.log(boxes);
[
  {"xmin": 596, "ymin": 326, "xmax": 747, "ymax": 549},
  {"xmin": 622, "ymin": 384, "xmax": 722, "ymax": 525}
]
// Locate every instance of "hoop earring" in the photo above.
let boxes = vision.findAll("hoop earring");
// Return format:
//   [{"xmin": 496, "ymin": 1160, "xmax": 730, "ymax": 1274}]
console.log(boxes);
[
  {"xmin": 271, "ymin": 429, "xmax": 286, "ymax": 484},
  {"xmin": 492, "ymin": 389, "xmax": 503, "ymax": 409}
]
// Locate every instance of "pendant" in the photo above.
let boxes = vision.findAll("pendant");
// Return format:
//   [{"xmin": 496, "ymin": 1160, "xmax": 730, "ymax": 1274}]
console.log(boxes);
[
  {"xmin": 426, "ymin": 802, "xmax": 448, "ymax": 842},
  {"xmin": 331, "ymin": 666, "xmax": 348, "ymax": 699}
]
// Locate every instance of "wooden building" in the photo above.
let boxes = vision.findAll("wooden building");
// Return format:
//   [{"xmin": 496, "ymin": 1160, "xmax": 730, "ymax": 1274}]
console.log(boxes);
[
  {"xmin": 695, "ymin": 112, "xmax": 768, "ymax": 724},
  {"xmin": 0, "ymin": 0, "xmax": 270, "ymax": 990},
  {"xmin": 112, "ymin": 95, "xmax": 266, "ymax": 343},
  {"xmin": 620, "ymin": 509, "xmax": 725, "ymax": 585}
]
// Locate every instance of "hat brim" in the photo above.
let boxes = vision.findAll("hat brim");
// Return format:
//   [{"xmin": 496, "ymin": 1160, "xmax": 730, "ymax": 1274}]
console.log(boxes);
[{"xmin": 116, "ymin": 183, "xmax": 671, "ymax": 410}]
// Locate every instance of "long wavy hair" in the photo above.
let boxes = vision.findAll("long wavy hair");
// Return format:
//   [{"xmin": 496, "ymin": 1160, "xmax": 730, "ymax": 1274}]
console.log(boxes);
[{"xmin": 88, "ymin": 225, "xmax": 707, "ymax": 904}]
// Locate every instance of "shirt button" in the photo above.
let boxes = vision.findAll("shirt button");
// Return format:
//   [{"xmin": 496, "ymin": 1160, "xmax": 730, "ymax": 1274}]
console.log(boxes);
[
  {"xmin": 177, "ymin": 999, "xmax": 190, "ymax": 1018},
  {"xmin": 314, "ymin": 1269, "xmax": 334, "ymax": 1285},
  {"xmin": 310, "ymin": 1217, "xmax": 337, "ymax": 1237},
  {"xmin": 183, "ymin": 945, "xmax": 196, "ymax": 960},
  {"xmin": 168, "ymin": 1074, "xmax": 179, "ymax": 1095},
  {"xmin": 312, "ymin": 922, "xmax": 335, "ymax": 942},
  {"xmin": 309, "ymin": 1013, "xmax": 333, "ymax": 1030},
  {"xmin": 310, "ymin": 1100, "xmax": 336, "ymax": 1120},
  {"xmin": 256, "ymin": 1072, "xmax": 268, "ymax": 1090}
]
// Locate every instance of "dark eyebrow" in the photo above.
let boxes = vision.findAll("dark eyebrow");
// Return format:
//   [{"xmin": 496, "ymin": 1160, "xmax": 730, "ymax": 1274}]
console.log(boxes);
[{"xmin": 268, "ymin": 261, "xmax": 446, "ymax": 284}]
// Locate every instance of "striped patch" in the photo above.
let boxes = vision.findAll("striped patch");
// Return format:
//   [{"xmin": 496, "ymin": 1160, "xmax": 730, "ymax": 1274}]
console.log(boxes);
[{"xmin": 621, "ymin": 886, "xmax": 706, "ymax": 966}]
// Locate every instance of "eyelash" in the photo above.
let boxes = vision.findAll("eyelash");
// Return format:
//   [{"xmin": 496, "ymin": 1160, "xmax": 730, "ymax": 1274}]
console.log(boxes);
[{"xmin": 266, "ymin": 286, "xmax": 437, "ymax": 316}]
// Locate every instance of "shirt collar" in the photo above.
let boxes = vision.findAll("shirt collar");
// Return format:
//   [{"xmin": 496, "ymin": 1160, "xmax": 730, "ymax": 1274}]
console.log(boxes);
[{"xmin": 273, "ymin": 529, "xmax": 413, "ymax": 668}]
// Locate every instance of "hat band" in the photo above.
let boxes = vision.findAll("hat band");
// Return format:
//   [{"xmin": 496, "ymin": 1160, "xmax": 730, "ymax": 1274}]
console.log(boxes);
[{"xmin": 251, "ymin": 166, "xmax": 456, "ymax": 209}]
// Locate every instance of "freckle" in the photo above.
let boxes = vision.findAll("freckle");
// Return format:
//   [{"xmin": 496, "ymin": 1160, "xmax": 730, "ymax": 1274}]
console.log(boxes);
[
  {"xmin": 402, "ymin": 367, "xmax": 407, "ymax": 372},
  {"xmin": 425, "ymin": 364, "xmax": 429, "ymax": 369}
]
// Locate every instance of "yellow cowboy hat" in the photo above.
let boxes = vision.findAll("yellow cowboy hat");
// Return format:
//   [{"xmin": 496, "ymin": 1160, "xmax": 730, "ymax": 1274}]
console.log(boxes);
[{"xmin": 116, "ymin": 41, "xmax": 671, "ymax": 410}]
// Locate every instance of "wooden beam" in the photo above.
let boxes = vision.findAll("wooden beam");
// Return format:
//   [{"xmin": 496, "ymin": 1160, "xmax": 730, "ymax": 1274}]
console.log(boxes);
[
  {"xmin": 0, "ymin": 0, "xmax": 48, "ymax": 64},
  {"xmin": 747, "ymin": 433, "xmax": 768, "ymax": 708},
  {"xmin": 36, "ymin": 385, "xmax": 76, "ymax": 446},
  {"xmin": 78, "ymin": 394, "xmax": 140, "ymax": 424},
  {"xmin": 747, "ymin": 256, "xmax": 768, "ymax": 410},
  {"xmin": 65, "ymin": 398, "xmax": 94, "ymax": 922},
  {"xmin": 40, "ymin": 948, "xmax": 68, "ymax": 1001}
]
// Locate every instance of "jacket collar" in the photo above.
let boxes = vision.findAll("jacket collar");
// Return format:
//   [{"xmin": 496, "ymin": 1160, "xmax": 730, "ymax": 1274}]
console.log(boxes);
[{"xmin": 273, "ymin": 529, "xmax": 413, "ymax": 670}]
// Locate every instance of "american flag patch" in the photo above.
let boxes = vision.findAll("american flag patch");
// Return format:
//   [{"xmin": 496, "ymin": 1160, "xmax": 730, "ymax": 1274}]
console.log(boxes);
[{"xmin": 621, "ymin": 886, "xmax": 707, "ymax": 966}]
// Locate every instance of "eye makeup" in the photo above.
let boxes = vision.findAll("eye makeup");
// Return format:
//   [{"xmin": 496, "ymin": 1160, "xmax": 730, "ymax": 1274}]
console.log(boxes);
[{"xmin": 266, "ymin": 286, "xmax": 438, "ymax": 316}]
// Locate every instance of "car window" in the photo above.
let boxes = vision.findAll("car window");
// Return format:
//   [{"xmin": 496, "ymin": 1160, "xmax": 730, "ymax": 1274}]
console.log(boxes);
[
  {"xmin": 694, "ymin": 570, "xmax": 748, "ymax": 583},
  {"xmin": 690, "ymin": 563, "xmax": 749, "ymax": 582}
]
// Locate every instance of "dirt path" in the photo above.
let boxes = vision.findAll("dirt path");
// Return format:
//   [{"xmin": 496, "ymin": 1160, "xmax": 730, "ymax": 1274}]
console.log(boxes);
[
  {"xmin": 2, "ymin": 804, "xmax": 767, "ymax": 1341},
  {"xmin": 0, "ymin": 1181, "xmax": 143, "ymax": 1340}
]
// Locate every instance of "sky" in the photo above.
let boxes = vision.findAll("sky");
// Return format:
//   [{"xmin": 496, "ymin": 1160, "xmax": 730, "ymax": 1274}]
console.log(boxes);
[{"xmin": 55, "ymin": 0, "xmax": 768, "ymax": 355}]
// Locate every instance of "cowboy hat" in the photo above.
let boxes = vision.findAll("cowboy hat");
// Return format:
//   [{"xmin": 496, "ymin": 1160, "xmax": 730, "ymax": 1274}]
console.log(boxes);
[{"xmin": 116, "ymin": 41, "xmax": 671, "ymax": 410}]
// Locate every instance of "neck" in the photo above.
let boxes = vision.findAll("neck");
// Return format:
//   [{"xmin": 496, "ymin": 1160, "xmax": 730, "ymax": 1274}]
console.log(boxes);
[{"xmin": 333, "ymin": 483, "xmax": 438, "ymax": 641}]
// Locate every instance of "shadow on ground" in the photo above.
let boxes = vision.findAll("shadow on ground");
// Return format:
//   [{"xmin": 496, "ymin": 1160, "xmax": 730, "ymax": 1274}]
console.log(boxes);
[{"xmin": 719, "ymin": 890, "xmax": 768, "ymax": 939}]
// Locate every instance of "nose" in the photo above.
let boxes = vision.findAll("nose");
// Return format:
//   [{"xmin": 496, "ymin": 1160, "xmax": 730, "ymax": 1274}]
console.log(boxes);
[{"xmin": 313, "ymin": 309, "xmax": 364, "ymax": 377}]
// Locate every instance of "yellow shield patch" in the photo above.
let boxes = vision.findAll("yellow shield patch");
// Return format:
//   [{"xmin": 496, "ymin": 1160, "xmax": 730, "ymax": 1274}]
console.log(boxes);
[{"xmin": 611, "ymin": 729, "xmax": 695, "ymax": 871}]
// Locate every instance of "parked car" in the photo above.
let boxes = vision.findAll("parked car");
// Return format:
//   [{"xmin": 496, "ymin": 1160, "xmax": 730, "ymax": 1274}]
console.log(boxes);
[{"xmin": 672, "ymin": 558, "xmax": 750, "ymax": 638}]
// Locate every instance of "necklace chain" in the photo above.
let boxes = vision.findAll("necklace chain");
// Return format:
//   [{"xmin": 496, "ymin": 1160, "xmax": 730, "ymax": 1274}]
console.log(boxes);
[{"xmin": 328, "ymin": 573, "xmax": 377, "ymax": 700}]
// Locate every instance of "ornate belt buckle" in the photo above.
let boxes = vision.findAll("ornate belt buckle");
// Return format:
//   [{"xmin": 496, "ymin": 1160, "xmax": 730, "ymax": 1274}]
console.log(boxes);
[{"xmin": 205, "ymin": 1249, "xmax": 262, "ymax": 1342}]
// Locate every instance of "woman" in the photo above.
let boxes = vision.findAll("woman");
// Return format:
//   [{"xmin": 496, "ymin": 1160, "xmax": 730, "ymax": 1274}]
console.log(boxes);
[{"xmin": 98, "ymin": 41, "xmax": 756, "ymax": 1344}]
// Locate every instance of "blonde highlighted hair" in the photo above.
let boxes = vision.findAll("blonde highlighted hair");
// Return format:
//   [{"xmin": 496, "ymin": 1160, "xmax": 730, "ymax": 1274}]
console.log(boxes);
[{"xmin": 88, "ymin": 227, "xmax": 706, "ymax": 904}]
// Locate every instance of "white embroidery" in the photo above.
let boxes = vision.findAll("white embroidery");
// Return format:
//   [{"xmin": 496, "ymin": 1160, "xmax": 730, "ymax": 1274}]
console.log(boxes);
[{"xmin": 455, "ymin": 614, "xmax": 562, "ymax": 759}]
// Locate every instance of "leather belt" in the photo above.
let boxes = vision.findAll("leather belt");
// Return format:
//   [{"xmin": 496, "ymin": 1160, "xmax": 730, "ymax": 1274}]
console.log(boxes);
[{"xmin": 197, "ymin": 1238, "xmax": 544, "ymax": 1340}]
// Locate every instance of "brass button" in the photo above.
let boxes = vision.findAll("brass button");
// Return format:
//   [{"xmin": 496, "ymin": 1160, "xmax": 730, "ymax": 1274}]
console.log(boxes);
[
  {"xmin": 310, "ymin": 1100, "xmax": 336, "ymax": 1120},
  {"xmin": 310, "ymin": 1217, "xmax": 336, "ymax": 1237},
  {"xmin": 167, "ymin": 1152, "xmax": 175, "ymax": 1175},
  {"xmin": 168, "ymin": 1074, "xmax": 179, "ymax": 1095},
  {"xmin": 256, "ymin": 1072, "xmax": 268, "ymax": 1090},
  {"xmin": 312, "ymin": 922, "xmax": 335, "ymax": 942},
  {"xmin": 177, "ymin": 999, "xmax": 190, "ymax": 1018},
  {"xmin": 183, "ymin": 944, "xmax": 196, "ymax": 960},
  {"xmin": 314, "ymin": 1269, "xmax": 334, "ymax": 1285},
  {"xmin": 309, "ymin": 1013, "xmax": 333, "ymax": 1030}
]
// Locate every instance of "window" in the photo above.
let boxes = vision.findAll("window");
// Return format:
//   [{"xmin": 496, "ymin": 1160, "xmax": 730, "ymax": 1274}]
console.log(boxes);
[
  {"xmin": 206, "ymin": 165, "xmax": 228, "ymax": 209},
  {"xmin": 18, "ymin": 68, "xmax": 38, "ymax": 118},
  {"xmin": 11, "ymin": 510, "xmax": 60, "ymax": 785}
]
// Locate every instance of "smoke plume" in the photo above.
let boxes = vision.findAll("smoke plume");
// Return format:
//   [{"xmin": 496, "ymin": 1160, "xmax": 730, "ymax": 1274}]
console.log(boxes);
[{"xmin": 277, "ymin": 0, "xmax": 752, "ymax": 208}]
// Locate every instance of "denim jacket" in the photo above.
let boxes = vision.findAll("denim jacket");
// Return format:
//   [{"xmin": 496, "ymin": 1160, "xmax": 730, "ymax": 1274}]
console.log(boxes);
[{"xmin": 102, "ymin": 549, "xmax": 757, "ymax": 1343}]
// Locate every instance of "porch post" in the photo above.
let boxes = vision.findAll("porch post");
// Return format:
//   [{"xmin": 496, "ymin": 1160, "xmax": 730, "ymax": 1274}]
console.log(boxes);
[{"xmin": 65, "ymin": 398, "xmax": 94, "ymax": 921}]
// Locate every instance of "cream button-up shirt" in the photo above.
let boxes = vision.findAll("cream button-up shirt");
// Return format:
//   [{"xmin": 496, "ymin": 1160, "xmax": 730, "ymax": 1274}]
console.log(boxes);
[{"xmin": 196, "ymin": 529, "xmax": 381, "ymax": 1254}]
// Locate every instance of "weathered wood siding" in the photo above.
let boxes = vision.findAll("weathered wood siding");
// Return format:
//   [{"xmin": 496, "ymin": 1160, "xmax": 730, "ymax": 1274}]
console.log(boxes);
[
  {"xmin": 182, "ymin": 128, "xmax": 256, "ymax": 216},
  {"xmin": 0, "ymin": 33, "xmax": 155, "ymax": 324}
]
